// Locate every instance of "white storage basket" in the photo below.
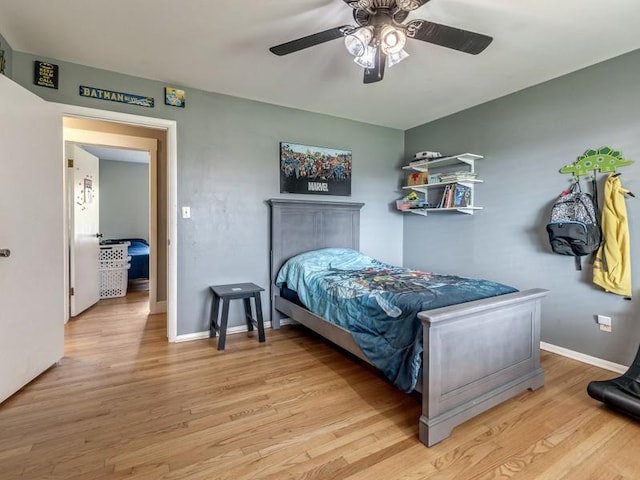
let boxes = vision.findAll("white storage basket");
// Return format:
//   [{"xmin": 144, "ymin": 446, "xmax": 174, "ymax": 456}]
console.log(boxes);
[
  {"xmin": 99, "ymin": 265, "xmax": 130, "ymax": 298},
  {"xmin": 99, "ymin": 243, "xmax": 131, "ymax": 268}
]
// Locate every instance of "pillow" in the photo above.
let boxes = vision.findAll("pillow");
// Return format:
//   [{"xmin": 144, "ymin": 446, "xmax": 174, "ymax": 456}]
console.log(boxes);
[{"xmin": 276, "ymin": 248, "xmax": 376, "ymax": 288}]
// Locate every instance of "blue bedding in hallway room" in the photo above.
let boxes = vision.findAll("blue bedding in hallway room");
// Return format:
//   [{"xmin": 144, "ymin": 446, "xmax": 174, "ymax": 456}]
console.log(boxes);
[
  {"xmin": 126, "ymin": 239, "xmax": 149, "ymax": 280},
  {"xmin": 103, "ymin": 238, "xmax": 149, "ymax": 280}
]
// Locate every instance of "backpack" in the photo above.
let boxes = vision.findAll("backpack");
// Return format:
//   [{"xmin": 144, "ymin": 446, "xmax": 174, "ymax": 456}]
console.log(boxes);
[{"xmin": 546, "ymin": 180, "xmax": 601, "ymax": 270}]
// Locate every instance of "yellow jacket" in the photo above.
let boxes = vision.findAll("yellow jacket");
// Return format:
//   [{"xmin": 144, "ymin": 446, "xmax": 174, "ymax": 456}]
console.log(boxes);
[{"xmin": 593, "ymin": 174, "xmax": 632, "ymax": 297}]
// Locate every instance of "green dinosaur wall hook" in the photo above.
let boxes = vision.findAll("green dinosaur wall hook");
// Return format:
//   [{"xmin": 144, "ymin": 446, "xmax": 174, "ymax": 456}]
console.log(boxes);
[{"xmin": 560, "ymin": 147, "xmax": 634, "ymax": 177}]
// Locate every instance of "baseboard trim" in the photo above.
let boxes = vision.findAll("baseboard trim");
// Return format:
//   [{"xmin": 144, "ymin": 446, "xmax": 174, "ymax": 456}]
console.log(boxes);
[
  {"xmin": 174, "ymin": 318, "xmax": 296, "ymax": 343},
  {"xmin": 150, "ymin": 300, "xmax": 167, "ymax": 314},
  {"xmin": 174, "ymin": 331, "xmax": 210, "ymax": 343},
  {"xmin": 174, "ymin": 330, "xmax": 629, "ymax": 375},
  {"xmin": 540, "ymin": 342, "xmax": 628, "ymax": 374}
]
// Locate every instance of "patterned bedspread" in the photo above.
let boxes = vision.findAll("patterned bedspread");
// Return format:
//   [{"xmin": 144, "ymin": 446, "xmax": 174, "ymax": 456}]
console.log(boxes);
[{"xmin": 275, "ymin": 248, "xmax": 518, "ymax": 392}]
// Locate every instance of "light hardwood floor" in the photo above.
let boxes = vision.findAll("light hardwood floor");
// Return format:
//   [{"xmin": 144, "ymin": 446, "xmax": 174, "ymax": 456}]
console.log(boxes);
[{"xmin": 0, "ymin": 291, "xmax": 638, "ymax": 479}]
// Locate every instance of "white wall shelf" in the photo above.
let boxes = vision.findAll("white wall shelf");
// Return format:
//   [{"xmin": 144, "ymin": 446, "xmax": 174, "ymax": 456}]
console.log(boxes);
[
  {"xmin": 402, "ymin": 153, "xmax": 482, "ymax": 172},
  {"xmin": 404, "ymin": 206, "xmax": 483, "ymax": 216},
  {"xmin": 399, "ymin": 153, "xmax": 483, "ymax": 215}
]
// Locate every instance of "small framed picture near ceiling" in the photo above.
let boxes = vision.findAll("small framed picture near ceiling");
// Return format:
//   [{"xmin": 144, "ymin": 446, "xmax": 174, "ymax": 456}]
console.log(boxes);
[
  {"xmin": 280, "ymin": 142, "xmax": 352, "ymax": 196},
  {"xmin": 164, "ymin": 87, "xmax": 185, "ymax": 108},
  {"xmin": 34, "ymin": 60, "xmax": 59, "ymax": 89}
]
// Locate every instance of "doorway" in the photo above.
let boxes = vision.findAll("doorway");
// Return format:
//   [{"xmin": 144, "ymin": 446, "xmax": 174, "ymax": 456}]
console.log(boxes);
[
  {"xmin": 64, "ymin": 123, "xmax": 160, "ymax": 314},
  {"xmin": 85, "ymin": 144, "xmax": 151, "ymax": 296},
  {"xmin": 58, "ymin": 106, "xmax": 177, "ymax": 342}
]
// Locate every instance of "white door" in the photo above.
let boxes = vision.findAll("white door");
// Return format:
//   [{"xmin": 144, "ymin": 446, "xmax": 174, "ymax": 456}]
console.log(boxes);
[
  {"xmin": 0, "ymin": 75, "xmax": 64, "ymax": 403},
  {"xmin": 68, "ymin": 144, "xmax": 100, "ymax": 316}
]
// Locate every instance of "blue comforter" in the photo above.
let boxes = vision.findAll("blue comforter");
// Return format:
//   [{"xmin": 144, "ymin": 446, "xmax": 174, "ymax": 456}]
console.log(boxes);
[
  {"xmin": 276, "ymin": 248, "xmax": 517, "ymax": 392},
  {"xmin": 126, "ymin": 239, "xmax": 149, "ymax": 280}
]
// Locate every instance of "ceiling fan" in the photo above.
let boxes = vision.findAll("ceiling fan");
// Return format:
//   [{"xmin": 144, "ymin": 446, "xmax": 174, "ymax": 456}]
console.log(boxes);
[{"xmin": 269, "ymin": 0, "xmax": 493, "ymax": 84}]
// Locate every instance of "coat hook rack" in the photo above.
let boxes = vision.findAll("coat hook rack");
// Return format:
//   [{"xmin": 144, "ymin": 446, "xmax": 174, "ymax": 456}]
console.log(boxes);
[
  {"xmin": 611, "ymin": 172, "xmax": 637, "ymax": 197},
  {"xmin": 559, "ymin": 147, "xmax": 634, "ymax": 179}
]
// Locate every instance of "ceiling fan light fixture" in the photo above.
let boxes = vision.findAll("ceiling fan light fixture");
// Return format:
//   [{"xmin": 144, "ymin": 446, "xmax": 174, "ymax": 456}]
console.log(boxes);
[
  {"xmin": 380, "ymin": 25, "xmax": 406, "ymax": 55},
  {"xmin": 346, "ymin": 0, "xmax": 374, "ymax": 10},
  {"xmin": 270, "ymin": 0, "xmax": 494, "ymax": 84},
  {"xmin": 396, "ymin": 0, "xmax": 421, "ymax": 11},
  {"xmin": 353, "ymin": 45, "xmax": 377, "ymax": 69},
  {"xmin": 386, "ymin": 49, "xmax": 409, "ymax": 67},
  {"xmin": 344, "ymin": 26, "xmax": 374, "ymax": 57},
  {"xmin": 356, "ymin": 0, "xmax": 374, "ymax": 9}
]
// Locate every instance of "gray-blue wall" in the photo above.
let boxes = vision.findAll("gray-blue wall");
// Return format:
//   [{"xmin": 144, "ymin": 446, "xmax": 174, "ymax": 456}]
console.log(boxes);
[
  {"xmin": 10, "ymin": 51, "xmax": 404, "ymax": 336},
  {"xmin": 404, "ymin": 49, "xmax": 640, "ymax": 367},
  {"xmin": 99, "ymin": 159, "xmax": 150, "ymax": 242}
]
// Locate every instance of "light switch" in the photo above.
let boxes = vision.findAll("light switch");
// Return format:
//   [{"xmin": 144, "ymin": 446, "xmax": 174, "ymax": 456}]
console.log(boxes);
[{"xmin": 182, "ymin": 206, "xmax": 191, "ymax": 219}]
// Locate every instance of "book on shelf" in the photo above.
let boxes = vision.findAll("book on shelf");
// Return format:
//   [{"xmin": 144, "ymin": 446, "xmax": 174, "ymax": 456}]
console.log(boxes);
[
  {"xmin": 453, "ymin": 184, "xmax": 472, "ymax": 207},
  {"xmin": 428, "ymin": 174, "xmax": 441, "ymax": 184},
  {"xmin": 436, "ymin": 186, "xmax": 444, "ymax": 208},
  {"xmin": 437, "ymin": 184, "xmax": 451, "ymax": 208},
  {"xmin": 439, "ymin": 171, "xmax": 478, "ymax": 182},
  {"xmin": 436, "ymin": 183, "xmax": 471, "ymax": 208},
  {"xmin": 446, "ymin": 185, "xmax": 455, "ymax": 207}
]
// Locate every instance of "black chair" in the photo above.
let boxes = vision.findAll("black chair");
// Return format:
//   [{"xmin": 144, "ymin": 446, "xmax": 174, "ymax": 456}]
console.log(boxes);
[{"xmin": 587, "ymin": 344, "xmax": 640, "ymax": 420}]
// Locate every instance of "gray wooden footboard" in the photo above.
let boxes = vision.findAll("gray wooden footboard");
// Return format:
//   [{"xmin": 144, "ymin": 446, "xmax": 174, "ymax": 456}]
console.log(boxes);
[
  {"xmin": 274, "ymin": 288, "xmax": 547, "ymax": 447},
  {"xmin": 418, "ymin": 288, "xmax": 547, "ymax": 446}
]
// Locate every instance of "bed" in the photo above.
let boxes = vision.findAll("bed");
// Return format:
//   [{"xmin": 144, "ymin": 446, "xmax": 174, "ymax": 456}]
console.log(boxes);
[
  {"xmin": 102, "ymin": 238, "xmax": 149, "ymax": 280},
  {"xmin": 268, "ymin": 198, "xmax": 548, "ymax": 447}
]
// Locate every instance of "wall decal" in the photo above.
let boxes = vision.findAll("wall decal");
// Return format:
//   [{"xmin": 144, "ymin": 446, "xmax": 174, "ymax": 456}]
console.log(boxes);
[
  {"xmin": 280, "ymin": 142, "xmax": 352, "ymax": 196},
  {"xmin": 34, "ymin": 61, "xmax": 59, "ymax": 89},
  {"xmin": 79, "ymin": 85, "xmax": 154, "ymax": 108},
  {"xmin": 165, "ymin": 87, "xmax": 185, "ymax": 108},
  {"xmin": 84, "ymin": 178, "xmax": 93, "ymax": 204}
]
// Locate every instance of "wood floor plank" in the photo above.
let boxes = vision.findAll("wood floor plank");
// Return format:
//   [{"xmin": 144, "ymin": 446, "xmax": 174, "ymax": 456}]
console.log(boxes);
[{"xmin": 1, "ymin": 290, "xmax": 639, "ymax": 479}]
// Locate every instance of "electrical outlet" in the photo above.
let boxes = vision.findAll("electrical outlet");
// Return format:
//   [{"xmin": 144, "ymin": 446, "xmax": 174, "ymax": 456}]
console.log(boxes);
[{"xmin": 597, "ymin": 315, "xmax": 612, "ymax": 333}]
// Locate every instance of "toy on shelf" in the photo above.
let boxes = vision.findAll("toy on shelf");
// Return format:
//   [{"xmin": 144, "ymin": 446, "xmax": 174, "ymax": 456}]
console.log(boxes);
[{"xmin": 396, "ymin": 191, "xmax": 427, "ymax": 211}]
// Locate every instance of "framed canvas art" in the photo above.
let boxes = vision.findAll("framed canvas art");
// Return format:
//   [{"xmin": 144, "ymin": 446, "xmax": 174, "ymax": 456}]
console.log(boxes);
[{"xmin": 279, "ymin": 142, "xmax": 351, "ymax": 196}]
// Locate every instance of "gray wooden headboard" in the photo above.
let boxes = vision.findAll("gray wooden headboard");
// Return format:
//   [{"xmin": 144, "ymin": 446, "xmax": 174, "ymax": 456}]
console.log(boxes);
[{"xmin": 267, "ymin": 199, "xmax": 364, "ymax": 324}]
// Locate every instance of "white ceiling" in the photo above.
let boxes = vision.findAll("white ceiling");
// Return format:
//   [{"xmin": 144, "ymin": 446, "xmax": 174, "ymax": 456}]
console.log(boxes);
[
  {"xmin": 82, "ymin": 145, "xmax": 150, "ymax": 164},
  {"xmin": 1, "ymin": 0, "xmax": 640, "ymax": 130}
]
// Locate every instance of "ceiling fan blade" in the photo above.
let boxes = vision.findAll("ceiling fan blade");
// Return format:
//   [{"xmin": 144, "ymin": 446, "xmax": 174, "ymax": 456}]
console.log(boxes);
[
  {"xmin": 363, "ymin": 49, "xmax": 386, "ymax": 84},
  {"xmin": 405, "ymin": 20, "xmax": 493, "ymax": 55},
  {"xmin": 269, "ymin": 26, "xmax": 353, "ymax": 56}
]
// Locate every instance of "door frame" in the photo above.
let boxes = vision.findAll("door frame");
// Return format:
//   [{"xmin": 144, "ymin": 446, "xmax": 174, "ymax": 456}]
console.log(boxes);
[{"xmin": 56, "ymin": 103, "xmax": 178, "ymax": 342}]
